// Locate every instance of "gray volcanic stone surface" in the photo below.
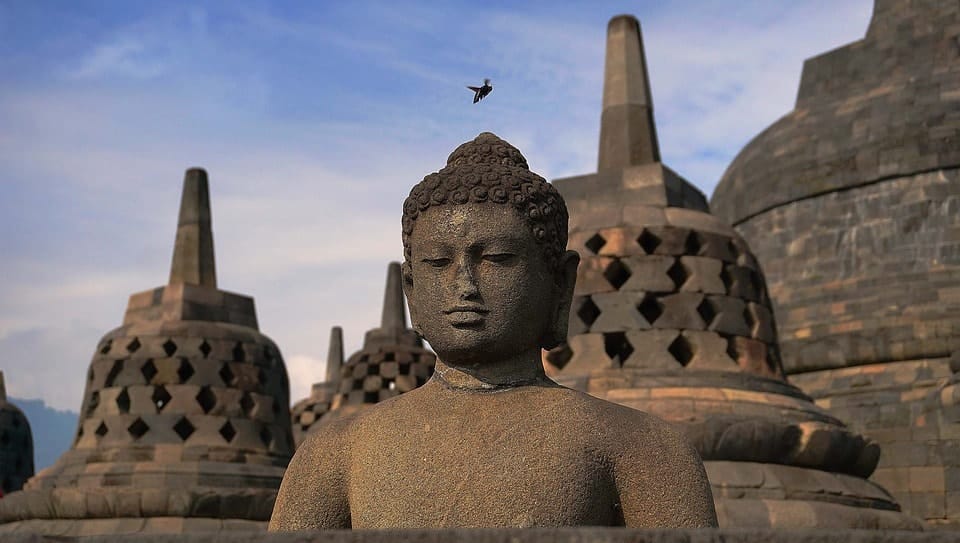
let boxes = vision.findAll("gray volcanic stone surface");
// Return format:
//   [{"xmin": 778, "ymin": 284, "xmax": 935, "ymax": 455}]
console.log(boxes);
[{"xmin": 269, "ymin": 132, "xmax": 717, "ymax": 530}]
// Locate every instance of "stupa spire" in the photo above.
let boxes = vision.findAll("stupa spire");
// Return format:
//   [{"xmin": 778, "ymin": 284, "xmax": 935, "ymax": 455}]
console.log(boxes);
[
  {"xmin": 381, "ymin": 262, "xmax": 406, "ymax": 330},
  {"xmin": 0, "ymin": 371, "xmax": 6, "ymax": 403},
  {"xmin": 598, "ymin": 14, "xmax": 660, "ymax": 171},
  {"xmin": 169, "ymin": 168, "xmax": 217, "ymax": 288},
  {"xmin": 326, "ymin": 326, "xmax": 344, "ymax": 383}
]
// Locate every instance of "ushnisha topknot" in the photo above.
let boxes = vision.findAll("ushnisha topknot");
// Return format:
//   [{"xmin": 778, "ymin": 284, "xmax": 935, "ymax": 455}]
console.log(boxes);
[{"xmin": 402, "ymin": 132, "xmax": 569, "ymax": 273}]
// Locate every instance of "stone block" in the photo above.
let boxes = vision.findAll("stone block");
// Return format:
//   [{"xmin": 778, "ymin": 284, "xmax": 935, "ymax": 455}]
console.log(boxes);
[
  {"xmin": 590, "ymin": 292, "xmax": 652, "ymax": 332},
  {"xmin": 654, "ymin": 292, "xmax": 707, "ymax": 329},
  {"xmin": 619, "ymin": 255, "xmax": 675, "ymax": 292},
  {"xmin": 679, "ymin": 256, "xmax": 725, "ymax": 294}
]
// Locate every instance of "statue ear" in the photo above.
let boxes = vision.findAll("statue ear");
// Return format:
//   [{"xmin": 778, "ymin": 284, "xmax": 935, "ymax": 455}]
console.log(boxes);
[
  {"xmin": 402, "ymin": 263, "xmax": 425, "ymax": 337},
  {"xmin": 542, "ymin": 250, "xmax": 580, "ymax": 350}
]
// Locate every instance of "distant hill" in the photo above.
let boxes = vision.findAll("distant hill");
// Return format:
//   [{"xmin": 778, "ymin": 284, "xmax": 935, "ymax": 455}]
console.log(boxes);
[{"xmin": 9, "ymin": 397, "xmax": 77, "ymax": 471}]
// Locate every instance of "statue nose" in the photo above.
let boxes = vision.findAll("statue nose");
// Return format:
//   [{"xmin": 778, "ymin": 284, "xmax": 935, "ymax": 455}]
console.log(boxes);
[{"xmin": 454, "ymin": 261, "xmax": 480, "ymax": 300}]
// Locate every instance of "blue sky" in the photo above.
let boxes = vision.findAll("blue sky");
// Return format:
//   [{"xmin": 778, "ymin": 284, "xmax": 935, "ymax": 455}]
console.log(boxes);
[{"xmin": 0, "ymin": 1, "xmax": 874, "ymax": 412}]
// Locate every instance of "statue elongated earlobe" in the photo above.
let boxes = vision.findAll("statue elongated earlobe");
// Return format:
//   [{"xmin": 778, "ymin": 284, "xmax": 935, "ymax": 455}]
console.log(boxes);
[
  {"xmin": 543, "ymin": 250, "xmax": 581, "ymax": 349},
  {"xmin": 401, "ymin": 265, "xmax": 425, "ymax": 337}
]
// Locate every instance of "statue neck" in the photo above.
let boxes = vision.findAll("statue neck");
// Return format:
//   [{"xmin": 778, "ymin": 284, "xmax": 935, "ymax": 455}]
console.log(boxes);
[{"xmin": 431, "ymin": 350, "xmax": 552, "ymax": 392}]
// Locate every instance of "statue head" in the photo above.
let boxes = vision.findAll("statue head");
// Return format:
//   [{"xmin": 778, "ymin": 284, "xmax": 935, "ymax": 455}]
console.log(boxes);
[{"xmin": 401, "ymin": 132, "xmax": 579, "ymax": 365}]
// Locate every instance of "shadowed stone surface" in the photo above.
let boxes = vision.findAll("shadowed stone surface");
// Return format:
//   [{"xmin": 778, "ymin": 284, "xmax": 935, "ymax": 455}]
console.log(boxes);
[
  {"xmin": 0, "ymin": 372, "xmax": 35, "ymax": 495},
  {"xmin": 711, "ymin": 0, "xmax": 960, "ymax": 527},
  {"xmin": 0, "ymin": 169, "xmax": 294, "ymax": 535},
  {"xmin": 269, "ymin": 132, "xmax": 717, "ymax": 530},
  {"xmin": 547, "ymin": 14, "xmax": 917, "ymax": 530}
]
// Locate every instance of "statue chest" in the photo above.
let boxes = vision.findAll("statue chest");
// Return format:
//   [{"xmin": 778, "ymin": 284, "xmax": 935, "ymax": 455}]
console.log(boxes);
[{"xmin": 345, "ymin": 412, "xmax": 621, "ymax": 528}]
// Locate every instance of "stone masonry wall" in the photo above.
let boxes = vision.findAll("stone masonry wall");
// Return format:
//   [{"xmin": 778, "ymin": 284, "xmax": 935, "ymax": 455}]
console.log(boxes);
[{"xmin": 733, "ymin": 168, "xmax": 960, "ymax": 375}]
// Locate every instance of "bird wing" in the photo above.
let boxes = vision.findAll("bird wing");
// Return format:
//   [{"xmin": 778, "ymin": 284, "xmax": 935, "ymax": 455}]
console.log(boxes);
[{"xmin": 467, "ymin": 86, "xmax": 481, "ymax": 92}]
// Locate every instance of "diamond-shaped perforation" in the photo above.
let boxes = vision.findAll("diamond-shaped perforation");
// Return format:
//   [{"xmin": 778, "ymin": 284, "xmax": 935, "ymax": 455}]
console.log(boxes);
[
  {"xmin": 232, "ymin": 342, "xmax": 246, "ymax": 362},
  {"xmin": 105, "ymin": 360, "xmax": 123, "ymax": 387},
  {"xmin": 545, "ymin": 344, "xmax": 573, "ymax": 370},
  {"xmin": 603, "ymin": 332, "xmax": 634, "ymax": 366},
  {"xmin": 219, "ymin": 421, "xmax": 237, "ymax": 442},
  {"xmin": 126, "ymin": 337, "xmax": 141, "ymax": 353},
  {"xmin": 259, "ymin": 426, "xmax": 272, "ymax": 447},
  {"xmin": 177, "ymin": 359, "xmax": 195, "ymax": 382},
  {"xmin": 173, "ymin": 417, "xmax": 195, "ymax": 441},
  {"xmin": 636, "ymin": 294, "xmax": 663, "ymax": 325},
  {"xmin": 86, "ymin": 391, "xmax": 100, "ymax": 416},
  {"xmin": 162, "ymin": 339, "xmax": 177, "ymax": 357},
  {"xmin": 666, "ymin": 259, "xmax": 689, "ymax": 289},
  {"xmin": 196, "ymin": 386, "xmax": 216, "ymax": 414},
  {"xmin": 219, "ymin": 363, "xmax": 236, "ymax": 386},
  {"xmin": 697, "ymin": 298, "xmax": 718, "ymax": 328},
  {"xmin": 240, "ymin": 393, "xmax": 255, "ymax": 416},
  {"xmin": 127, "ymin": 417, "xmax": 149, "ymax": 439},
  {"xmin": 728, "ymin": 239, "xmax": 741, "ymax": 260},
  {"xmin": 637, "ymin": 229, "xmax": 662, "ymax": 254},
  {"xmin": 584, "ymin": 233, "xmax": 607, "ymax": 255},
  {"xmin": 95, "ymin": 421, "xmax": 108, "ymax": 437},
  {"xmin": 576, "ymin": 297, "xmax": 601, "ymax": 327},
  {"xmin": 152, "ymin": 386, "xmax": 172, "ymax": 411},
  {"xmin": 685, "ymin": 231, "xmax": 703, "ymax": 255},
  {"xmin": 603, "ymin": 259, "xmax": 632, "ymax": 290},
  {"xmin": 115, "ymin": 388, "xmax": 131, "ymax": 413},
  {"xmin": 199, "ymin": 340, "xmax": 212, "ymax": 358},
  {"xmin": 744, "ymin": 305, "xmax": 757, "ymax": 332},
  {"xmin": 719, "ymin": 265, "xmax": 734, "ymax": 293},
  {"xmin": 141, "ymin": 360, "xmax": 158, "ymax": 383},
  {"xmin": 99, "ymin": 339, "xmax": 113, "ymax": 355},
  {"xmin": 668, "ymin": 335, "xmax": 695, "ymax": 366},
  {"xmin": 725, "ymin": 337, "xmax": 739, "ymax": 362}
]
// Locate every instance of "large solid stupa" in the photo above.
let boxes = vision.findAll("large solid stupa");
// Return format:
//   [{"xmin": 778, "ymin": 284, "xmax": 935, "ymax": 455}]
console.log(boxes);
[{"xmin": 711, "ymin": 0, "xmax": 960, "ymax": 527}]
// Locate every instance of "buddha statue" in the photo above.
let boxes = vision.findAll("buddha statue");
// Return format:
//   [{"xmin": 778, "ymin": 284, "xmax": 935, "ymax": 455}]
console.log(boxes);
[{"xmin": 269, "ymin": 132, "xmax": 717, "ymax": 530}]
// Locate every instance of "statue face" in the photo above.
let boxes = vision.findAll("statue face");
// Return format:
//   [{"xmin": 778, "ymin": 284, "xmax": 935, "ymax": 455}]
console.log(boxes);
[{"xmin": 404, "ymin": 203, "xmax": 561, "ymax": 364}]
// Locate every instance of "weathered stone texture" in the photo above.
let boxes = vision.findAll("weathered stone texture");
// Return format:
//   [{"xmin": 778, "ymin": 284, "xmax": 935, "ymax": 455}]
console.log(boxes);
[
  {"xmin": 791, "ymin": 357, "xmax": 960, "ymax": 527},
  {"xmin": 0, "ymin": 527, "xmax": 956, "ymax": 542},
  {"xmin": 732, "ymin": 169, "xmax": 960, "ymax": 374}
]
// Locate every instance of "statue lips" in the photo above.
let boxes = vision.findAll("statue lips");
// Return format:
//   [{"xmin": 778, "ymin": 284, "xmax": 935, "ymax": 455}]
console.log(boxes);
[{"xmin": 443, "ymin": 306, "xmax": 489, "ymax": 327}]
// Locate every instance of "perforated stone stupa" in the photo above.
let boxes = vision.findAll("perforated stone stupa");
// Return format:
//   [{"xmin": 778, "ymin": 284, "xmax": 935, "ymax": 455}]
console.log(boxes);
[
  {"xmin": 0, "ymin": 372, "xmax": 34, "ymax": 496},
  {"xmin": 0, "ymin": 169, "xmax": 294, "ymax": 535},
  {"xmin": 317, "ymin": 262, "xmax": 435, "ymax": 425},
  {"xmin": 547, "ymin": 14, "xmax": 919, "ymax": 529},
  {"xmin": 290, "ymin": 326, "xmax": 343, "ymax": 447},
  {"xmin": 711, "ymin": 0, "xmax": 960, "ymax": 527}
]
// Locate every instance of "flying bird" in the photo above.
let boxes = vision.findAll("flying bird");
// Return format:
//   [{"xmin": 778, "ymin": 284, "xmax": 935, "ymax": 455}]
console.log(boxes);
[{"xmin": 467, "ymin": 78, "xmax": 493, "ymax": 103}]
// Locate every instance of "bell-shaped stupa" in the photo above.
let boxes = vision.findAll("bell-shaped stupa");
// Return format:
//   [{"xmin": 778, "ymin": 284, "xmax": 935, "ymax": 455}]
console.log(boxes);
[
  {"xmin": 320, "ymin": 262, "xmax": 435, "ymax": 424},
  {"xmin": 0, "ymin": 372, "xmax": 34, "ymax": 496},
  {"xmin": 0, "ymin": 169, "xmax": 294, "ymax": 535},
  {"xmin": 547, "ymin": 14, "xmax": 919, "ymax": 529},
  {"xmin": 290, "ymin": 326, "xmax": 343, "ymax": 446}
]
